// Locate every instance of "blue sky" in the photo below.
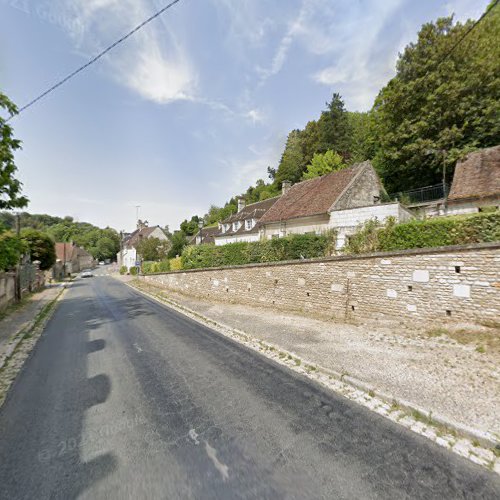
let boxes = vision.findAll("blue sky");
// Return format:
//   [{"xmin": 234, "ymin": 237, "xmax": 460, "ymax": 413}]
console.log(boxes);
[{"xmin": 0, "ymin": 0, "xmax": 489, "ymax": 232}]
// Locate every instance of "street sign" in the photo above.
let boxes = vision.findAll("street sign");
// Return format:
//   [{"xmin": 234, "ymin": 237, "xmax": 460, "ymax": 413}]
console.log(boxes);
[{"xmin": 135, "ymin": 261, "xmax": 141, "ymax": 267}]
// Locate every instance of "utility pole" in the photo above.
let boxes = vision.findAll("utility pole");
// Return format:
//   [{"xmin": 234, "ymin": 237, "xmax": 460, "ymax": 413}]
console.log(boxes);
[
  {"xmin": 15, "ymin": 213, "xmax": 22, "ymax": 301},
  {"xmin": 442, "ymin": 150, "xmax": 448, "ymax": 211},
  {"xmin": 135, "ymin": 205, "xmax": 141, "ymax": 226}
]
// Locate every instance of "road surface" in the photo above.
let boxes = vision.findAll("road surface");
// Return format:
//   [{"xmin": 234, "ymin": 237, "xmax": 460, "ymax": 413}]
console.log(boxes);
[{"xmin": 0, "ymin": 275, "xmax": 499, "ymax": 499}]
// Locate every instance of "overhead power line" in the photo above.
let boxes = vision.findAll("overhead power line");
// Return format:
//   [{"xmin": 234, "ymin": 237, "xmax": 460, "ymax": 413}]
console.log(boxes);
[
  {"xmin": 434, "ymin": 0, "xmax": 499, "ymax": 68},
  {"xmin": 428, "ymin": 0, "xmax": 500, "ymax": 74},
  {"xmin": 8, "ymin": 0, "xmax": 182, "ymax": 120}
]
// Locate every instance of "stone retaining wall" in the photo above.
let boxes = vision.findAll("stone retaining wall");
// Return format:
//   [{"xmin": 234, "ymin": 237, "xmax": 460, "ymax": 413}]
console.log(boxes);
[
  {"xmin": 0, "ymin": 273, "xmax": 16, "ymax": 313},
  {"xmin": 143, "ymin": 243, "xmax": 500, "ymax": 323}
]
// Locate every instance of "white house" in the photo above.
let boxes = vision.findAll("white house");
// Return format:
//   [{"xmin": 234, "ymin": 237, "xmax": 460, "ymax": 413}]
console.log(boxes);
[
  {"xmin": 117, "ymin": 222, "xmax": 168, "ymax": 270},
  {"xmin": 214, "ymin": 196, "xmax": 280, "ymax": 246},
  {"xmin": 258, "ymin": 161, "xmax": 413, "ymax": 249}
]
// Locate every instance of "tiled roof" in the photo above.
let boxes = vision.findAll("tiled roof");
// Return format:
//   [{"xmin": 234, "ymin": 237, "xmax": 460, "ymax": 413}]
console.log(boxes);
[
  {"xmin": 124, "ymin": 226, "xmax": 160, "ymax": 248},
  {"xmin": 55, "ymin": 242, "xmax": 75, "ymax": 262},
  {"xmin": 189, "ymin": 226, "xmax": 220, "ymax": 245},
  {"xmin": 259, "ymin": 162, "xmax": 367, "ymax": 224},
  {"xmin": 218, "ymin": 221, "xmax": 260, "ymax": 238},
  {"xmin": 222, "ymin": 196, "xmax": 281, "ymax": 224},
  {"xmin": 448, "ymin": 146, "xmax": 500, "ymax": 202}
]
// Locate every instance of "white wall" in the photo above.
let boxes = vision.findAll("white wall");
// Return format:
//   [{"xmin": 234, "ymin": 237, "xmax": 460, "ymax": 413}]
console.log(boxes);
[
  {"xmin": 150, "ymin": 227, "xmax": 169, "ymax": 240},
  {"xmin": 329, "ymin": 203, "xmax": 412, "ymax": 248},
  {"xmin": 261, "ymin": 214, "xmax": 330, "ymax": 240},
  {"xmin": 445, "ymin": 198, "xmax": 500, "ymax": 216},
  {"xmin": 122, "ymin": 248, "xmax": 137, "ymax": 270},
  {"xmin": 215, "ymin": 233, "xmax": 260, "ymax": 246}
]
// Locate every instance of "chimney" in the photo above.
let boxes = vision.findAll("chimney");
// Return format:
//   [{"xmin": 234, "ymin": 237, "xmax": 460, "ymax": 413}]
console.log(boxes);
[
  {"xmin": 282, "ymin": 180, "xmax": 292, "ymax": 195},
  {"xmin": 237, "ymin": 197, "xmax": 246, "ymax": 212}
]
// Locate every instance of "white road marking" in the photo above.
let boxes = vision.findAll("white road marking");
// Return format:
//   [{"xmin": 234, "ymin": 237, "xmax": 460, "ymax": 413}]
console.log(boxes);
[{"xmin": 133, "ymin": 343, "xmax": 143, "ymax": 353}]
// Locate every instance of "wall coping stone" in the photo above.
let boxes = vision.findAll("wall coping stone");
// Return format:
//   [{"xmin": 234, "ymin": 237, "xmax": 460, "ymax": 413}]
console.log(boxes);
[{"xmin": 141, "ymin": 241, "xmax": 500, "ymax": 277}]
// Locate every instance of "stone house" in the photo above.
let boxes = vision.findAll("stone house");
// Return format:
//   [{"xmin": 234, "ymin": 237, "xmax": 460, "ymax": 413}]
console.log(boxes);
[
  {"xmin": 214, "ymin": 196, "xmax": 281, "ymax": 246},
  {"xmin": 54, "ymin": 242, "xmax": 95, "ymax": 277},
  {"xmin": 117, "ymin": 222, "xmax": 168, "ymax": 270},
  {"xmin": 258, "ymin": 161, "xmax": 412, "ymax": 248},
  {"xmin": 446, "ymin": 145, "xmax": 500, "ymax": 215}
]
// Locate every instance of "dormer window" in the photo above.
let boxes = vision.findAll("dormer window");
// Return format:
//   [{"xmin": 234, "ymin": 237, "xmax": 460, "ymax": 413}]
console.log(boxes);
[
  {"xmin": 232, "ymin": 221, "xmax": 241, "ymax": 232},
  {"xmin": 246, "ymin": 219, "xmax": 252, "ymax": 230}
]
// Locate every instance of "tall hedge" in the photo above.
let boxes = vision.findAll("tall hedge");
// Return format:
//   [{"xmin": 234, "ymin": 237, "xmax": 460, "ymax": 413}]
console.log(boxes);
[
  {"xmin": 345, "ymin": 212, "xmax": 500, "ymax": 254},
  {"xmin": 181, "ymin": 233, "xmax": 334, "ymax": 270},
  {"xmin": 142, "ymin": 260, "xmax": 171, "ymax": 274}
]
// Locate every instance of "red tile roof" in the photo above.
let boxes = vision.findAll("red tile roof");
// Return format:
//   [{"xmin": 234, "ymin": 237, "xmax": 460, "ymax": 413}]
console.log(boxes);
[
  {"xmin": 448, "ymin": 146, "xmax": 500, "ymax": 202},
  {"xmin": 189, "ymin": 226, "xmax": 220, "ymax": 245},
  {"xmin": 124, "ymin": 226, "xmax": 160, "ymax": 248},
  {"xmin": 55, "ymin": 242, "xmax": 75, "ymax": 263},
  {"xmin": 259, "ymin": 162, "xmax": 367, "ymax": 224}
]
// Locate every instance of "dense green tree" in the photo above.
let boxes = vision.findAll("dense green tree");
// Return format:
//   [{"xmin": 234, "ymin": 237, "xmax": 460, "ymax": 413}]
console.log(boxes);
[
  {"xmin": 372, "ymin": 9, "xmax": 500, "ymax": 192},
  {"xmin": 0, "ymin": 93, "xmax": 28, "ymax": 210},
  {"xmin": 0, "ymin": 225, "xmax": 24, "ymax": 271},
  {"xmin": 243, "ymin": 179, "xmax": 279, "ymax": 204},
  {"xmin": 94, "ymin": 237, "xmax": 117, "ymax": 261},
  {"xmin": 136, "ymin": 237, "xmax": 171, "ymax": 262},
  {"xmin": 302, "ymin": 150, "xmax": 346, "ymax": 180},
  {"xmin": 20, "ymin": 228, "xmax": 56, "ymax": 270},
  {"xmin": 167, "ymin": 231, "xmax": 188, "ymax": 259},
  {"xmin": 275, "ymin": 130, "xmax": 306, "ymax": 186},
  {"xmin": 348, "ymin": 112, "xmax": 376, "ymax": 164},
  {"xmin": 180, "ymin": 215, "xmax": 201, "ymax": 236},
  {"xmin": 316, "ymin": 93, "xmax": 352, "ymax": 160},
  {"xmin": 300, "ymin": 120, "xmax": 322, "ymax": 169}
]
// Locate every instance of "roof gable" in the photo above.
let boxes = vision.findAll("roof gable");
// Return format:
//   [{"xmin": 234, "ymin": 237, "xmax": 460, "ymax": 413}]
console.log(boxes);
[
  {"xmin": 125, "ymin": 226, "xmax": 166, "ymax": 248},
  {"xmin": 448, "ymin": 146, "xmax": 500, "ymax": 202},
  {"xmin": 259, "ymin": 162, "xmax": 369, "ymax": 224},
  {"xmin": 222, "ymin": 196, "xmax": 280, "ymax": 224},
  {"xmin": 55, "ymin": 242, "xmax": 75, "ymax": 262}
]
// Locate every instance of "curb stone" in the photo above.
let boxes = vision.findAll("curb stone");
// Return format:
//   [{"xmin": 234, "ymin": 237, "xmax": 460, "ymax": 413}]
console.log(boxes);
[
  {"xmin": 0, "ymin": 286, "xmax": 66, "ymax": 377},
  {"xmin": 124, "ymin": 278, "xmax": 500, "ymax": 474}
]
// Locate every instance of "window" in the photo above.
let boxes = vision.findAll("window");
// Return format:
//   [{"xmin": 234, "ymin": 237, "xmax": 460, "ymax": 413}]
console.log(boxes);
[{"xmin": 246, "ymin": 219, "xmax": 252, "ymax": 230}]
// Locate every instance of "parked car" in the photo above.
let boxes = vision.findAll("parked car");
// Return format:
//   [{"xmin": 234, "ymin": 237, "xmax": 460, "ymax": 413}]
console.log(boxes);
[
  {"xmin": 81, "ymin": 269, "xmax": 93, "ymax": 278},
  {"xmin": 99, "ymin": 261, "xmax": 105, "ymax": 265}
]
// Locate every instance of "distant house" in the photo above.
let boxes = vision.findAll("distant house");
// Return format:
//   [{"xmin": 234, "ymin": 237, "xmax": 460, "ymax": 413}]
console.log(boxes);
[
  {"xmin": 117, "ymin": 222, "xmax": 168, "ymax": 270},
  {"xmin": 258, "ymin": 161, "xmax": 412, "ymax": 248},
  {"xmin": 446, "ymin": 145, "xmax": 500, "ymax": 215},
  {"xmin": 188, "ymin": 226, "xmax": 220, "ymax": 246},
  {"xmin": 54, "ymin": 242, "xmax": 94, "ymax": 277},
  {"xmin": 214, "ymin": 196, "xmax": 280, "ymax": 246}
]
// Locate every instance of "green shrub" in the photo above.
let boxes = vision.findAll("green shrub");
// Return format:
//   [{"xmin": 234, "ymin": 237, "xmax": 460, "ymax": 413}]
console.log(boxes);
[
  {"xmin": 345, "ymin": 212, "xmax": 500, "ymax": 254},
  {"xmin": 169, "ymin": 256, "xmax": 183, "ymax": 271},
  {"xmin": 129, "ymin": 266, "xmax": 138, "ymax": 276},
  {"xmin": 0, "ymin": 229, "xmax": 25, "ymax": 271},
  {"xmin": 142, "ymin": 260, "xmax": 171, "ymax": 274},
  {"xmin": 119, "ymin": 265, "xmax": 127, "ymax": 275},
  {"xmin": 181, "ymin": 233, "xmax": 335, "ymax": 270}
]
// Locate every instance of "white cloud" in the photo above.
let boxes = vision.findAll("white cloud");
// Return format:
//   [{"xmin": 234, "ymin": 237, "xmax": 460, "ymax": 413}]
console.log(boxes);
[
  {"xmin": 53, "ymin": 0, "xmax": 196, "ymax": 104},
  {"xmin": 245, "ymin": 108, "xmax": 266, "ymax": 124},
  {"xmin": 444, "ymin": 0, "xmax": 490, "ymax": 22},
  {"xmin": 256, "ymin": 0, "xmax": 310, "ymax": 82},
  {"xmin": 213, "ymin": 0, "xmax": 275, "ymax": 47},
  {"xmin": 307, "ymin": 0, "xmax": 407, "ymax": 110}
]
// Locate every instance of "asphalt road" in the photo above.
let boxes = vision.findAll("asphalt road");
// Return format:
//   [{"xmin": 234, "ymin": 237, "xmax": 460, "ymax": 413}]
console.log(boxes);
[{"xmin": 0, "ymin": 275, "xmax": 499, "ymax": 499}]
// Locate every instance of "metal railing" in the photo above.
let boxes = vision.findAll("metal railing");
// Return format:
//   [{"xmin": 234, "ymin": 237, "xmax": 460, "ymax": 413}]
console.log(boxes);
[{"xmin": 390, "ymin": 183, "xmax": 448, "ymax": 205}]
